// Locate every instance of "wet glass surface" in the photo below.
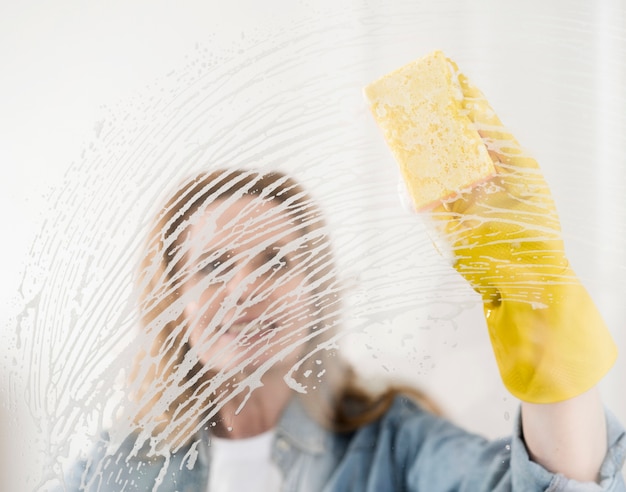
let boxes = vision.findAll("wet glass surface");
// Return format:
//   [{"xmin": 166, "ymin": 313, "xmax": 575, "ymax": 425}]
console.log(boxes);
[{"xmin": 1, "ymin": 1, "xmax": 624, "ymax": 489}]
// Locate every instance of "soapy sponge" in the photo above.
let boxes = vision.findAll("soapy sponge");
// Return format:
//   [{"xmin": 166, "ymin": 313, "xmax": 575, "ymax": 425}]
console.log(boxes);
[{"xmin": 364, "ymin": 50, "xmax": 495, "ymax": 211}]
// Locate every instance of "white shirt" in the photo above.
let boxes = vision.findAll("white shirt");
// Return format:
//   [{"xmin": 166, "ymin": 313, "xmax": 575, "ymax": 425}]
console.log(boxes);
[{"xmin": 207, "ymin": 429, "xmax": 283, "ymax": 492}]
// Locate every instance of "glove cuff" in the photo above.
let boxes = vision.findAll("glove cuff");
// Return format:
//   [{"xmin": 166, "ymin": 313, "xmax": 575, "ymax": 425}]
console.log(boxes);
[{"xmin": 485, "ymin": 280, "xmax": 618, "ymax": 403}]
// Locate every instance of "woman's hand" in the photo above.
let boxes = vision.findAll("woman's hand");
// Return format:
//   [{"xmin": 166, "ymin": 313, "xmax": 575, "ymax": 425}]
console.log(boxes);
[
  {"xmin": 430, "ymin": 62, "xmax": 617, "ymax": 404},
  {"xmin": 436, "ymin": 65, "xmax": 614, "ymax": 483}
]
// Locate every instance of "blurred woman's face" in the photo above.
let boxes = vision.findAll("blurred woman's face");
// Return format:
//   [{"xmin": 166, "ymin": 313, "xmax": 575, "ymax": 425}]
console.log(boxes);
[{"xmin": 181, "ymin": 196, "xmax": 316, "ymax": 377}]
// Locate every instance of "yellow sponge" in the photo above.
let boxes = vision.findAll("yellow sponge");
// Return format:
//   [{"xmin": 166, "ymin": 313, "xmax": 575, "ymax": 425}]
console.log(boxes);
[{"xmin": 364, "ymin": 50, "xmax": 495, "ymax": 211}]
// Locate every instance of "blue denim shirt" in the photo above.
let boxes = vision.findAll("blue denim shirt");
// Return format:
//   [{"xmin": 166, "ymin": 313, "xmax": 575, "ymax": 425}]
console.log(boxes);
[{"xmin": 60, "ymin": 396, "xmax": 626, "ymax": 491}]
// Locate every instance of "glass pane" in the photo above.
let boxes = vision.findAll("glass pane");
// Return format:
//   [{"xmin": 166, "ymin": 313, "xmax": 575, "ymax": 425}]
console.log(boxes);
[{"xmin": 2, "ymin": 1, "xmax": 624, "ymax": 489}]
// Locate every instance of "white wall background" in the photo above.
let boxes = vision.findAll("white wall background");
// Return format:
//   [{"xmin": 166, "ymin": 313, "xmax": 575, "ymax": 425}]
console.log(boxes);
[{"xmin": 1, "ymin": 0, "xmax": 624, "ymax": 489}]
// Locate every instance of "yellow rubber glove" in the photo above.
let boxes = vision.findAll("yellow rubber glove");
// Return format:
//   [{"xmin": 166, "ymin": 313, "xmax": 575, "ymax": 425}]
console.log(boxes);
[
  {"xmin": 430, "ymin": 60, "xmax": 617, "ymax": 403},
  {"xmin": 365, "ymin": 52, "xmax": 618, "ymax": 403}
]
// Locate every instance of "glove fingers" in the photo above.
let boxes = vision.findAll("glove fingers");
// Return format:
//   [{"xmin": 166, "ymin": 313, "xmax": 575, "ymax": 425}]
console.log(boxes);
[
  {"xmin": 457, "ymin": 72, "xmax": 505, "ymax": 128},
  {"xmin": 452, "ymin": 61, "xmax": 541, "ymax": 173}
]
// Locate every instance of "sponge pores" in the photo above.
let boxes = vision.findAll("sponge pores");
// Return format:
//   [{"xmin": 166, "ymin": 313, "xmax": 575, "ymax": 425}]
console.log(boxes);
[{"xmin": 364, "ymin": 50, "xmax": 495, "ymax": 211}]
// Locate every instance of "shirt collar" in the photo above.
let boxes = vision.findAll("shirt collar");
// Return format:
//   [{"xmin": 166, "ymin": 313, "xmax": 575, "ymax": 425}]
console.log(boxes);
[
  {"xmin": 195, "ymin": 394, "xmax": 331, "ymax": 468},
  {"xmin": 274, "ymin": 396, "xmax": 331, "ymax": 454}
]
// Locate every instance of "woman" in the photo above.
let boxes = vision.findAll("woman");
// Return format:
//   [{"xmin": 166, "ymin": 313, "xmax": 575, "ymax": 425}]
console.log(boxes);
[{"xmin": 60, "ymin": 167, "xmax": 625, "ymax": 491}]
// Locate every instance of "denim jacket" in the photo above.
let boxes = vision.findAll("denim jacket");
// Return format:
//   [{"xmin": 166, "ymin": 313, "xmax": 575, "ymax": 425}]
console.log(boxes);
[{"xmin": 60, "ymin": 396, "xmax": 626, "ymax": 491}]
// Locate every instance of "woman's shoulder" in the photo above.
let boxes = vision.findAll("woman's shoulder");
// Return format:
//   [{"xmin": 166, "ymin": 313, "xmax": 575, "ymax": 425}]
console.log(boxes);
[
  {"xmin": 372, "ymin": 393, "xmax": 450, "ymax": 430},
  {"xmin": 325, "ymin": 393, "xmax": 510, "ymax": 491},
  {"xmin": 350, "ymin": 391, "xmax": 498, "ymax": 463}
]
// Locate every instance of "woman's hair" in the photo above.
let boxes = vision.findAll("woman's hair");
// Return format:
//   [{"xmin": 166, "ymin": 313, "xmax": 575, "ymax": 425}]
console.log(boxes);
[{"xmin": 128, "ymin": 168, "xmax": 438, "ymax": 450}]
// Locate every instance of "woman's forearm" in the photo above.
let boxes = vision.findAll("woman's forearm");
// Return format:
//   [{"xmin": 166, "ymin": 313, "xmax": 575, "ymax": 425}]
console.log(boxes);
[{"xmin": 521, "ymin": 387, "xmax": 607, "ymax": 483}]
